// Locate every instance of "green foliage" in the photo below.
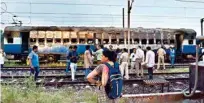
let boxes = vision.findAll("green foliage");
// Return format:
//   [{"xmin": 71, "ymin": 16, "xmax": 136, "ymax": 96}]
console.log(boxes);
[{"xmin": 1, "ymin": 78, "xmax": 98, "ymax": 103}]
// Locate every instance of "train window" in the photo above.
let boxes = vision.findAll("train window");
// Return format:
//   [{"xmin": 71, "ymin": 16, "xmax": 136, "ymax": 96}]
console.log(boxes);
[
  {"xmin": 119, "ymin": 39, "xmax": 124, "ymax": 44},
  {"xmin": 163, "ymin": 39, "xmax": 168, "ymax": 44},
  {"xmin": 189, "ymin": 40, "xmax": 193, "ymax": 44},
  {"xmin": 39, "ymin": 39, "xmax": 45, "ymax": 45},
  {"xmin": 30, "ymin": 38, "xmax": 36, "ymax": 43},
  {"xmin": 71, "ymin": 39, "xmax": 77, "ymax": 43},
  {"xmin": 7, "ymin": 38, "xmax": 13, "ymax": 43},
  {"xmin": 149, "ymin": 39, "xmax": 154, "ymax": 44},
  {"xmin": 55, "ymin": 39, "xmax": 61, "ymax": 43},
  {"xmin": 112, "ymin": 39, "xmax": 117, "ymax": 44},
  {"xmin": 141, "ymin": 39, "xmax": 147, "ymax": 44},
  {"xmin": 103, "ymin": 39, "xmax": 109, "ymax": 44},
  {"xmin": 79, "ymin": 39, "xmax": 85, "ymax": 44},
  {"xmin": 134, "ymin": 39, "xmax": 139, "ymax": 44},
  {"xmin": 170, "ymin": 40, "xmax": 174, "ymax": 44},
  {"xmin": 156, "ymin": 39, "xmax": 161, "ymax": 44},
  {"xmin": 63, "ymin": 39, "xmax": 69, "ymax": 43},
  {"xmin": 98, "ymin": 39, "xmax": 101, "ymax": 44},
  {"xmin": 47, "ymin": 39, "xmax": 53, "ymax": 43},
  {"xmin": 87, "ymin": 39, "xmax": 93, "ymax": 44}
]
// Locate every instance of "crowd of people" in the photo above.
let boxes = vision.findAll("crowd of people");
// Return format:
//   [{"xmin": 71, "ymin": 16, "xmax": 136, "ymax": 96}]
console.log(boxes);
[
  {"xmin": 1, "ymin": 45, "xmax": 177, "ymax": 102},
  {"xmin": 62, "ymin": 45, "xmax": 176, "ymax": 81},
  {"xmin": 0, "ymin": 44, "xmax": 176, "ymax": 82}
]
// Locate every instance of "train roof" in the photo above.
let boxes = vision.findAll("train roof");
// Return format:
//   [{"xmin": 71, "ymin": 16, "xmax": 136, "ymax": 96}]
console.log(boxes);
[
  {"xmin": 4, "ymin": 26, "xmax": 196, "ymax": 36},
  {"xmin": 174, "ymin": 29, "xmax": 196, "ymax": 39}
]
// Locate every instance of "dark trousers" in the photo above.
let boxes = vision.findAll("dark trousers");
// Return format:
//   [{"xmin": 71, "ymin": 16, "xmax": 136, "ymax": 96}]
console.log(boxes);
[
  {"xmin": 1, "ymin": 64, "xmax": 3, "ymax": 68},
  {"xmin": 148, "ymin": 67, "xmax": 153, "ymax": 79},
  {"xmin": 65, "ymin": 62, "xmax": 71, "ymax": 73},
  {"xmin": 84, "ymin": 68, "xmax": 91, "ymax": 78},
  {"xmin": 170, "ymin": 56, "xmax": 175, "ymax": 67},
  {"xmin": 30, "ymin": 67, "xmax": 40, "ymax": 81}
]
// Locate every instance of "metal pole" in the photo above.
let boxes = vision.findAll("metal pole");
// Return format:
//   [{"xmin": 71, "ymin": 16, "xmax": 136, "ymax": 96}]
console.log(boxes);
[
  {"xmin": 123, "ymin": 8, "xmax": 125, "ymax": 28},
  {"xmin": 128, "ymin": 0, "xmax": 130, "ymax": 55},
  {"xmin": 123, "ymin": 8, "xmax": 126, "ymax": 47},
  {"xmin": 201, "ymin": 18, "xmax": 204, "ymax": 36}
]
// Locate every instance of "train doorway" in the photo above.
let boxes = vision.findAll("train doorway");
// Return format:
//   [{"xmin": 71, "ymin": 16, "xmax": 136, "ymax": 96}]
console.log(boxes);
[
  {"xmin": 175, "ymin": 34, "xmax": 184, "ymax": 52},
  {"xmin": 21, "ymin": 32, "xmax": 29, "ymax": 53}
]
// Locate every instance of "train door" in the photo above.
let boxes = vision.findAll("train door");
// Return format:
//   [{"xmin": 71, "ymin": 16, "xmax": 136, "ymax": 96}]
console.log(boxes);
[
  {"xmin": 21, "ymin": 32, "xmax": 29, "ymax": 53},
  {"xmin": 175, "ymin": 34, "xmax": 183, "ymax": 52}
]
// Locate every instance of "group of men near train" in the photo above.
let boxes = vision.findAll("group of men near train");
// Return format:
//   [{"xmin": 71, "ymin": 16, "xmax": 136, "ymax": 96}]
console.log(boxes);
[
  {"xmin": 26, "ymin": 45, "xmax": 176, "ymax": 81},
  {"xmin": 63, "ymin": 45, "xmax": 176, "ymax": 81},
  {"xmin": 26, "ymin": 45, "xmax": 176, "ymax": 102},
  {"xmin": 0, "ymin": 45, "xmax": 178, "ymax": 103}
]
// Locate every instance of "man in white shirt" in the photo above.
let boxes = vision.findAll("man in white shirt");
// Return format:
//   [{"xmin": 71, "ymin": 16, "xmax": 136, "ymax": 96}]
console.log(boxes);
[
  {"xmin": 143, "ymin": 46, "xmax": 155, "ymax": 79},
  {"xmin": 119, "ymin": 48, "xmax": 129, "ymax": 79},
  {"xmin": 157, "ymin": 46, "xmax": 166, "ymax": 70},
  {"xmin": 130, "ymin": 48, "xmax": 136, "ymax": 71},
  {"xmin": 135, "ymin": 46, "xmax": 145, "ymax": 77}
]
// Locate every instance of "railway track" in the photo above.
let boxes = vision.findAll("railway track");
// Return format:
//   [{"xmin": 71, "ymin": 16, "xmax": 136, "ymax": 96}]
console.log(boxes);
[
  {"xmin": 1, "ymin": 64, "xmax": 189, "ymax": 71},
  {"xmin": 1, "ymin": 72, "xmax": 189, "ymax": 78},
  {"xmin": 1, "ymin": 77, "xmax": 189, "ymax": 86},
  {"xmin": 1, "ymin": 72, "xmax": 189, "ymax": 86}
]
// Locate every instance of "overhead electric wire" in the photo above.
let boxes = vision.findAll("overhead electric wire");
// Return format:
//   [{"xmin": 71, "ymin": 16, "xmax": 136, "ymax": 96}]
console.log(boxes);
[
  {"xmin": 2, "ymin": 1, "xmax": 204, "ymax": 9},
  {"xmin": 15, "ymin": 15, "xmax": 200, "ymax": 19},
  {"xmin": 176, "ymin": 0, "xmax": 204, "ymax": 3},
  {"xmin": 2, "ymin": 11, "xmax": 201, "ymax": 19}
]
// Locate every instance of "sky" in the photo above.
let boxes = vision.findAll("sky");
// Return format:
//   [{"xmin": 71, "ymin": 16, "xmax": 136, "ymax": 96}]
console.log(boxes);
[{"xmin": 0, "ymin": 0, "xmax": 204, "ymax": 35}]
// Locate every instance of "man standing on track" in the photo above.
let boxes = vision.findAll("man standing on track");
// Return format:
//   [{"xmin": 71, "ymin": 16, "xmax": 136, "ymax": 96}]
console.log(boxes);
[
  {"xmin": 143, "ymin": 46, "xmax": 155, "ymax": 79},
  {"xmin": 119, "ymin": 48, "xmax": 129, "ymax": 79},
  {"xmin": 135, "ymin": 46, "xmax": 145, "ymax": 77},
  {"xmin": 68, "ymin": 46, "xmax": 79, "ymax": 81},
  {"xmin": 157, "ymin": 46, "xmax": 166, "ymax": 70},
  {"xmin": 28, "ymin": 45, "xmax": 40, "ymax": 81},
  {"xmin": 84, "ymin": 45, "xmax": 93, "ymax": 78},
  {"xmin": 130, "ymin": 48, "xmax": 136, "ymax": 72},
  {"xmin": 170, "ymin": 46, "xmax": 176, "ymax": 68}
]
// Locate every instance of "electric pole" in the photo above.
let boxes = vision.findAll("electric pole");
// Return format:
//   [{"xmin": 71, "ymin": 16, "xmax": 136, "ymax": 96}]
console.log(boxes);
[
  {"xmin": 122, "ymin": 8, "xmax": 126, "ymax": 47},
  {"xmin": 201, "ymin": 18, "xmax": 204, "ymax": 36},
  {"xmin": 123, "ymin": 8, "xmax": 125, "ymax": 28},
  {"xmin": 127, "ymin": 0, "xmax": 134, "ymax": 55}
]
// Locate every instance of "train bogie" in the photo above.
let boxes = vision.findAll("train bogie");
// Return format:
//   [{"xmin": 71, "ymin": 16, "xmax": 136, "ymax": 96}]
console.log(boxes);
[{"xmin": 2, "ymin": 26, "xmax": 197, "ymax": 63}]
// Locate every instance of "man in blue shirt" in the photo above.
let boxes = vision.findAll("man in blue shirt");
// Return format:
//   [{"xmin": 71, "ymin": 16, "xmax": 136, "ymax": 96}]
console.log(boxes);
[
  {"xmin": 68, "ymin": 46, "xmax": 79, "ymax": 81},
  {"xmin": 170, "ymin": 46, "xmax": 176, "ymax": 68},
  {"xmin": 28, "ymin": 45, "xmax": 40, "ymax": 81}
]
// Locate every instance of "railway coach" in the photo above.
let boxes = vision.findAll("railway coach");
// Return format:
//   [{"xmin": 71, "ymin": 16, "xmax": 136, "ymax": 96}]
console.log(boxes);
[{"xmin": 2, "ymin": 26, "xmax": 196, "ymax": 62}]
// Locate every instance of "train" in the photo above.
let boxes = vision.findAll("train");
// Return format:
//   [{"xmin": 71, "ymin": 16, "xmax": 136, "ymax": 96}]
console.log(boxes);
[{"xmin": 2, "ymin": 26, "xmax": 197, "ymax": 62}]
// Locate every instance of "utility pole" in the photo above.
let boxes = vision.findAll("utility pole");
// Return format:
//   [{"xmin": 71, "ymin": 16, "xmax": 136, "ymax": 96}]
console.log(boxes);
[
  {"xmin": 127, "ymin": 0, "xmax": 134, "ymax": 55},
  {"xmin": 123, "ymin": 8, "xmax": 126, "ymax": 47},
  {"xmin": 123, "ymin": 8, "xmax": 125, "ymax": 28},
  {"xmin": 201, "ymin": 18, "xmax": 204, "ymax": 36}
]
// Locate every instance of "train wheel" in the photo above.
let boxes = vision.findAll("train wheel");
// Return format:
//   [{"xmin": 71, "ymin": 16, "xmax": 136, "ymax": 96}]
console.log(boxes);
[
  {"xmin": 21, "ymin": 56, "xmax": 27, "ymax": 63},
  {"xmin": 48, "ymin": 55, "xmax": 55, "ymax": 62}
]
